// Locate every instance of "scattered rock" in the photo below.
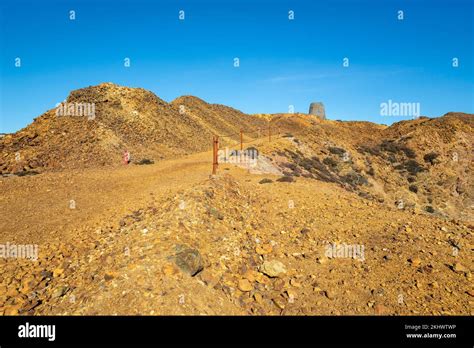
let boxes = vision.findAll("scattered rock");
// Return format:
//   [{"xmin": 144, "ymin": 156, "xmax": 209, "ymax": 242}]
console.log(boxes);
[
  {"xmin": 238, "ymin": 279, "xmax": 253, "ymax": 292},
  {"xmin": 162, "ymin": 263, "xmax": 178, "ymax": 276},
  {"xmin": 259, "ymin": 260, "xmax": 287, "ymax": 278},
  {"xmin": 53, "ymin": 268, "xmax": 64, "ymax": 278},
  {"xmin": 452, "ymin": 263, "xmax": 468, "ymax": 274},
  {"xmin": 290, "ymin": 278, "xmax": 302, "ymax": 288},
  {"xmin": 272, "ymin": 297, "xmax": 286, "ymax": 310},
  {"xmin": 253, "ymin": 292, "xmax": 264, "ymax": 304},
  {"xmin": 51, "ymin": 286, "xmax": 68, "ymax": 299},
  {"xmin": 408, "ymin": 258, "xmax": 421, "ymax": 267},
  {"xmin": 171, "ymin": 245, "xmax": 204, "ymax": 276},
  {"xmin": 324, "ymin": 289, "xmax": 335, "ymax": 300},
  {"xmin": 255, "ymin": 243, "xmax": 273, "ymax": 255},
  {"xmin": 3, "ymin": 305, "xmax": 21, "ymax": 315}
]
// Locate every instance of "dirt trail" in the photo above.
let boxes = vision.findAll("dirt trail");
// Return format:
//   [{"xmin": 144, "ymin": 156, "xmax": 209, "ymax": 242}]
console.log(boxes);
[
  {"xmin": 0, "ymin": 145, "xmax": 472, "ymax": 316},
  {"xmin": 0, "ymin": 151, "xmax": 213, "ymax": 244}
]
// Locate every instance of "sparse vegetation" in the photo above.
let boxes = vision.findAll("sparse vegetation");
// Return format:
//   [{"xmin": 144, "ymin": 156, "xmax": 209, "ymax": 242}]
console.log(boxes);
[
  {"xmin": 15, "ymin": 170, "xmax": 40, "ymax": 177},
  {"xmin": 425, "ymin": 206, "xmax": 435, "ymax": 213},
  {"xmin": 323, "ymin": 157, "xmax": 338, "ymax": 169},
  {"xmin": 136, "ymin": 158, "xmax": 154, "ymax": 165},
  {"xmin": 276, "ymin": 175, "xmax": 295, "ymax": 183},
  {"xmin": 387, "ymin": 154, "xmax": 397, "ymax": 163},
  {"xmin": 380, "ymin": 140, "xmax": 416, "ymax": 158},
  {"xmin": 357, "ymin": 145, "xmax": 381, "ymax": 156},
  {"xmin": 328, "ymin": 146, "xmax": 346, "ymax": 155},
  {"xmin": 341, "ymin": 171, "xmax": 368, "ymax": 187},
  {"xmin": 404, "ymin": 160, "xmax": 425, "ymax": 175},
  {"xmin": 259, "ymin": 178, "xmax": 273, "ymax": 184},
  {"xmin": 423, "ymin": 152, "xmax": 439, "ymax": 165}
]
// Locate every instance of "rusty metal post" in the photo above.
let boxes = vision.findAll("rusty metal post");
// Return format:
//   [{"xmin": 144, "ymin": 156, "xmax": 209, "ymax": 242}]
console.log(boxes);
[
  {"xmin": 240, "ymin": 129, "xmax": 243, "ymax": 151},
  {"xmin": 212, "ymin": 135, "xmax": 219, "ymax": 175}
]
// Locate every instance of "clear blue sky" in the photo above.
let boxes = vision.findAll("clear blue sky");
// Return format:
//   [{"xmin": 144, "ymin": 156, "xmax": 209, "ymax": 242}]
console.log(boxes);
[{"xmin": 1, "ymin": 0, "xmax": 473, "ymax": 133}]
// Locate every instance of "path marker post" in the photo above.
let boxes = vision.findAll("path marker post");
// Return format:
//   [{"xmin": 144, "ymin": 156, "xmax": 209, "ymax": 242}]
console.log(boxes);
[
  {"xmin": 240, "ymin": 129, "xmax": 243, "ymax": 151},
  {"xmin": 212, "ymin": 135, "xmax": 219, "ymax": 175}
]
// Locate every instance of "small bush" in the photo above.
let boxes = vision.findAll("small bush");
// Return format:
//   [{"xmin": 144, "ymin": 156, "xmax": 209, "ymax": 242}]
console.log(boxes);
[
  {"xmin": 402, "ymin": 147, "xmax": 416, "ymax": 159},
  {"xmin": 136, "ymin": 158, "xmax": 154, "ymax": 165},
  {"xmin": 357, "ymin": 145, "xmax": 381, "ymax": 156},
  {"xmin": 323, "ymin": 157, "xmax": 338, "ymax": 168},
  {"xmin": 409, "ymin": 185, "xmax": 418, "ymax": 193},
  {"xmin": 341, "ymin": 171, "xmax": 368, "ymax": 186},
  {"xmin": 380, "ymin": 140, "xmax": 416, "ymax": 158},
  {"xmin": 283, "ymin": 162, "xmax": 297, "ymax": 170},
  {"xmin": 387, "ymin": 154, "xmax": 397, "ymax": 163},
  {"xmin": 423, "ymin": 152, "xmax": 439, "ymax": 165},
  {"xmin": 425, "ymin": 206, "xmax": 435, "ymax": 213},
  {"xmin": 380, "ymin": 140, "xmax": 399, "ymax": 153},
  {"xmin": 405, "ymin": 160, "xmax": 425, "ymax": 175},
  {"xmin": 276, "ymin": 175, "xmax": 295, "ymax": 183},
  {"xmin": 15, "ymin": 170, "xmax": 40, "ymax": 177},
  {"xmin": 394, "ymin": 164, "xmax": 405, "ymax": 171},
  {"xmin": 407, "ymin": 176, "xmax": 416, "ymax": 183},
  {"xmin": 292, "ymin": 167, "xmax": 302, "ymax": 176},
  {"xmin": 328, "ymin": 146, "xmax": 346, "ymax": 155},
  {"xmin": 259, "ymin": 178, "xmax": 273, "ymax": 184}
]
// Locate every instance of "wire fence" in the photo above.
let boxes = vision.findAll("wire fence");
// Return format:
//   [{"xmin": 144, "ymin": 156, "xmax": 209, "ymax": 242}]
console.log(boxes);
[{"xmin": 211, "ymin": 119, "xmax": 314, "ymax": 174}]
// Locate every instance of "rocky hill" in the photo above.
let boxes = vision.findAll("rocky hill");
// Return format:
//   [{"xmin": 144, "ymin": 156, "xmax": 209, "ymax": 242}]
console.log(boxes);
[
  {"xmin": 0, "ymin": 85, "xmax": 472, "ymax": 316},
  {"xmin": 0, "ymin": 83, "xmax": 266, "ymax": 173},
  {"xmin": 1, "ymin": 83, "xmax": 472, "ymax": 222},
  {"xmin": 251, "ymin": 112, "xmax": 473, "ymax": 222}
]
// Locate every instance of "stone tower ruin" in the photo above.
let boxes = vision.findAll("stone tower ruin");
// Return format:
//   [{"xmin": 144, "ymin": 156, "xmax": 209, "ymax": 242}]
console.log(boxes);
[{"xmin": 308, "ymin": 102, "xmax": 326, "ymax": 120}]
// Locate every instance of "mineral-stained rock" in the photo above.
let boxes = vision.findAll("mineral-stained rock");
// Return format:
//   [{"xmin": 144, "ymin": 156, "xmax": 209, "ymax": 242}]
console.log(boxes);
[{"xmin": 171, "ymin": 245, "xmax": 204, "ymax": 276}]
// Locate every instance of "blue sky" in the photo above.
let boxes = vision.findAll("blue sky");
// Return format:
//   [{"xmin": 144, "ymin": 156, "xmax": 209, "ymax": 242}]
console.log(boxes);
[{"xmin": 1, "ymin": 0, "xmax": 473, "ymax": 133}]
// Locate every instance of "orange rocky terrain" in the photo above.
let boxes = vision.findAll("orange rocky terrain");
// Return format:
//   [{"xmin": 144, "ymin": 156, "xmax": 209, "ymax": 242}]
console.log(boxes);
[{"xmin": 0, "ymin": 83, "xmax": 472, "ymax": 315}]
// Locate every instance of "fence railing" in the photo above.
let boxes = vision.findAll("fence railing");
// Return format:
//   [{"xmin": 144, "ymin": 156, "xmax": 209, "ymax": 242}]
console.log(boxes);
[{"xmin": 211, "ymin": 124, "xmax": 283, "ymax": 175}]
